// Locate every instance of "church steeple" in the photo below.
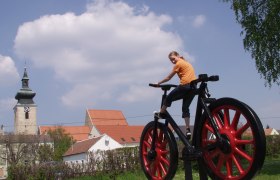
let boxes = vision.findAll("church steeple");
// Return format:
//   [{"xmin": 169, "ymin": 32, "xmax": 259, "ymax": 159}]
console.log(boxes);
[
  {"xmin": 14, "ymin": 67, "xmax": 37, "ymax": 135},
  {"xmin": 15, "ymin": 67, "xmax": 36, "ymax": 104},
  {"xmin": 22, "ymin": 67, "xmax": 29, "ymax": 88}
]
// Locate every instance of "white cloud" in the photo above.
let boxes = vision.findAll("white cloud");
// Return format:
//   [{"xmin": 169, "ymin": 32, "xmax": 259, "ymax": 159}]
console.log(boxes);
[
  {"xmin": 192, "ymin": 15, "xmax": 206, "ymax": 28},
  {"xmin": 0, "ymin": 55, "xmax": 20, "ymax": 85},
  {"xmin": 118, "ymin": 85, "xmax": 158, "ymax": 103},
  {"xmin": 14, "ymin": 0, "xmax": 189, "ymax": 107},
  {"xmin": 0, "ymin": 98, "xmax": 16, "ymax": 112}
]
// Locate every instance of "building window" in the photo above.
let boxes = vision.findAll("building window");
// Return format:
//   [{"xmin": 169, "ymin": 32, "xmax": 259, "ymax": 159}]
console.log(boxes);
[
  {"xmin": 131, "ymin": 137, "xmax": 136, "ymax": 141},
  {"xmin": 25, "ymin": 112, "xmax": 29, "ymax": 119},
  {"xmin": 121, "ymin": 138, "xmax": 125, "ymax": 142}
]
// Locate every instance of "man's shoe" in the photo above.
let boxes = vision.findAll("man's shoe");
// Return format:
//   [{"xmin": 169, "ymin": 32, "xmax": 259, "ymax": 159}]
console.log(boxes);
[{"xmin": 186, "ymin": 128, "xmax": 191, "ymax": 140}]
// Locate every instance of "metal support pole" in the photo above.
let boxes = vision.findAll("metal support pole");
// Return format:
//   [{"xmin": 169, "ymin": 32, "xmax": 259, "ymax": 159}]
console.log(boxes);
[
  {"xmin": 198, "ymin": 159, "xmax": 208, "ymax": 180},
  {"xmin": 183, "ymin": 147, "xmax": 193, "ymax": 180},
  {"xmin": 184, "ymin": 159, "xmax": 193, "ymax": 180}
]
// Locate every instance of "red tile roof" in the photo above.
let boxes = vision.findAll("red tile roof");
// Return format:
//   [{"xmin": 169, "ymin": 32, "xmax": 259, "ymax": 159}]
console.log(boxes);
[
  {"xmin": 95, "ymin": 125, "xmax": 144, "ymax": 144},
  {"xmin": 87, "ymin": 109, "xmax": 128, "ymax": 126},
  {"xmin": 63, "ymin": 136, "xmax": 102, "ymax": 157},
  {"xmin": 39, "ymin": 126, "xmax": 90, "ymax": 142}
]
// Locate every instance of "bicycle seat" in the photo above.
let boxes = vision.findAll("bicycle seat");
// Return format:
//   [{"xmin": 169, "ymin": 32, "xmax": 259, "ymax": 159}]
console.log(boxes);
[{"xmin": 149, "ymin": 83, "xmax": 177, "ymax": 91}]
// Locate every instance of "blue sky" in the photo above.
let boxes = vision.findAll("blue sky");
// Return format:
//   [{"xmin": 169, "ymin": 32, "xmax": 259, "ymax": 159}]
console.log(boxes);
[{"xmin": 0, "ymin": 0, "xmax": 279, "ymax": 132}]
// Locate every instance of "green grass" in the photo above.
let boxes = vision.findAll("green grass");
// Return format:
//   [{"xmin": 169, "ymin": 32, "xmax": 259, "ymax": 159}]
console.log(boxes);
[
  {"xmin": 254, "ymin": 158, "xmax": 280, "ymax": 180},
  {"xmin": 69, "ymin": 171, "xmax": 146, "ymax": 180},
  {"xmin": 70, "ymin": 158, "xmax": 280, "ymax": 180},
  {"xmin": 174, "ymin": 158, "xmax": 280, "ymax": 180}
]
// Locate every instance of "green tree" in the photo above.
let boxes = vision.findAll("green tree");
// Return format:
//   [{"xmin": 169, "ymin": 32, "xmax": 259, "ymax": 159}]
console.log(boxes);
[
  {"xmin": 47, "ymin": 127, "xmax": 73, "ymax": 161},
  {"xmin": 37, "ymin": 143, "xmax": 54, "ymax": 162},
  {"xmin": 224, "ymin": 0, "xmax": 280, "ymax": 86}
]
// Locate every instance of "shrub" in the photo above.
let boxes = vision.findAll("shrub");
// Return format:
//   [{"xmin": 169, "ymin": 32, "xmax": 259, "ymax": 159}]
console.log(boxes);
[
  {"xmin": 266, "ymin": 135, "xmax": 280, "ymax": 158},
  {"xmin": 7, "ymin": 147, "xmax": 140, "ymax": 179}
]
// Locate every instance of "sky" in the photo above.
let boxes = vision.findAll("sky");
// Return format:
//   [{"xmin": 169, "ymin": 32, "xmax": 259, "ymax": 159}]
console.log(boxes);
[{"xmin": 0, "ymin": 0, "xmax": 279, "ymax": 132}]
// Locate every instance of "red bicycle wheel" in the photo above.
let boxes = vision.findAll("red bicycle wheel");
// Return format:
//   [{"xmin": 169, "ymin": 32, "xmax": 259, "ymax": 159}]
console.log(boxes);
[
  {"xmin": 140, "ymin": 121, "xmax": 178, "ymax": 180},
  {"xmin": 197, "ymin": 98, "xmax": 265, "ymax": 180}
]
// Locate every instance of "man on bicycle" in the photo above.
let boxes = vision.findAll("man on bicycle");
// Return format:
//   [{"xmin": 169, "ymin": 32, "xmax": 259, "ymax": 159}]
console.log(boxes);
[{"xmin": 156, "ymin": 51, "xmax": 196, "ymax": 139}]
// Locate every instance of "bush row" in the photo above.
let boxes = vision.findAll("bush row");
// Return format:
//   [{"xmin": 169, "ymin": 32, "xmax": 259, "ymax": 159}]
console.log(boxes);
[
  {"xmin": 8, "ymin": 147, "xmax": 140, "ymax": 180},
  {"xmin": 7, "ymin": 135, "xmax": 280, "ymax": 179},
  {"xmin": 266, "ymin": 135, "xmax": 280, "ymax": 158}
]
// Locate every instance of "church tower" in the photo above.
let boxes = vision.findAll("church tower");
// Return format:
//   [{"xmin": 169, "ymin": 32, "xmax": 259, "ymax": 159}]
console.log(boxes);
[{"xmin": 14, "ymin": 68, "xmax": 37, "ymax": 135}]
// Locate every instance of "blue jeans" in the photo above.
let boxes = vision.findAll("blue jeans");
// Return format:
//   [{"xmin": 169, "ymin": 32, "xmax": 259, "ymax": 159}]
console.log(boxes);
[{"xmin": 163, "ymin": 84, "xmax": 195, "ymax": 118}]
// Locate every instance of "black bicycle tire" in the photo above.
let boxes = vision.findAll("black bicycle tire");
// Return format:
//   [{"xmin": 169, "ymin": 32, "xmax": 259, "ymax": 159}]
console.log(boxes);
[
  {"xmin": 139, "ymin": 121, "xmax": 178, "ymax": 180},
  {"xmin": 196, "ymin": 97, "xmax": 266, "ymax": 180},
  {"xmin": 239, "ymin": 100, "xmax": 266, "ymax": 172}
]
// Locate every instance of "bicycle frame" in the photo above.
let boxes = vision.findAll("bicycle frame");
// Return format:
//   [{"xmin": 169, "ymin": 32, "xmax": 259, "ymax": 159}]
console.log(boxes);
[
  {"xmin": 151, "ymin": 79, "xmax": 222, "ymax": 154},
  {"xmin": 143, "ymin": 74, "xmax": 265, "ymax": 180}
]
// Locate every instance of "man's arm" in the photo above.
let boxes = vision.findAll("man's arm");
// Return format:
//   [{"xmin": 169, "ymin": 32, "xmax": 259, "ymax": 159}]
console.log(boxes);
[{"xmin": 157, "ymin": 71, "xmax": 176, "ymax": 85}]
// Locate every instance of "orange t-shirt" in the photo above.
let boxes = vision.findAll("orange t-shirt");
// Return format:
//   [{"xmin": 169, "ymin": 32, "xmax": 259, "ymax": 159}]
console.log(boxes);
[{"xmin": 173, "ymin": 59, "xmax": 196, "ymax": 85}]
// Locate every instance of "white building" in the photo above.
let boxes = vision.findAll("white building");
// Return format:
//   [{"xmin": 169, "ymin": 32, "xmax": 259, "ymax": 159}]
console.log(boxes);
[{"xmin": 63, "ymin": 134, "xmax": 122, "ymax": 163}]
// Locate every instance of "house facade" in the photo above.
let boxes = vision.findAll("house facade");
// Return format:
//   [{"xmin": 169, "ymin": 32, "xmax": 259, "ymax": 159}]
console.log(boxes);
[{"xmin": 63, "ymin": 134, "xmax": 122, "ymax": 163}]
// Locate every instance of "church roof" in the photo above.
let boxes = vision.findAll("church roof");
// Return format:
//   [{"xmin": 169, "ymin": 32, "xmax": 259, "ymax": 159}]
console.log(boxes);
[
  {"xmin": 87, "ymin": 109, "xmax": 128, "ymax": 126},
  {"xmin": 94, "ymin": 125, "xmax": 144, "ymax": 144},
  {"xmin": 15, "ymin": 67, "xmax": 36, "ymax": 104},
  {"xmin": 39, "ymin": 126, "xmax": 90, "ymax": 142}
]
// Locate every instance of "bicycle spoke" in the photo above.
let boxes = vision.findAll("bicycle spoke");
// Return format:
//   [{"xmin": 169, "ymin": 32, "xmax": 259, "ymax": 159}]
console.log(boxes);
[
  {"xmin": 161, "ymin": 139, "xmax": 168, "ymax": 147},
  {"xmin": 226, "ymin": 157, "xmax": 233, "ymax": 177},
  {"xmin": 231, "ymin": 111, "xmax": 241, "ymax": 130},
  {"xmin": 236, "ymin": 122, "xmax": 250, "ymax": 137},
  {"xmin": 160, "ymin": 156, "xmax": 169, "ymax": 165},
  {"xmin": 148, "ymin": 131, "xmax": 153, "ymax": 142},
  {"xmin": 145, "ymin": 160, "xmax": 152, "ymax": 169},
  {"xmin": 216, "ymin": 154, "xmax": 225, "ymax": 171},
  {"xmin": 204, "ymin": 121, "xmax": 215, "ymax": 133},
  {"xmin": 159, "ymin": 162, "xmax": 167, "ymax": 176},
  {"xmin": 223, "ymin": 108, "xmax": 230, "ymax": 128},
  {"xmin": 152, "ymin": 162, "xmax": 157, "ymax": 176},
  {"xmin": 232, "ymin": 154, "xmax": 245, "ymax": 175},
  {"xmin": 214, "ymin": 115, "xmax": 223, "ymax": 129},
  {"xmin": 235, "ymin": 139, "xmax": 254, "ymax": 145},
  {"xmin": 144, "ymin": 141, "xmax": 151, "ymax": 149},
  {"xmin": 156, "ymin": 165, "xmax": 162, "ymax": 178},
  {"xmin": 158, "ymin": 130, "xmax": 163, "ymax": 142},
  {"xmin": 234, "ymin": 147, "xmax": 253, "ymax": 162}
]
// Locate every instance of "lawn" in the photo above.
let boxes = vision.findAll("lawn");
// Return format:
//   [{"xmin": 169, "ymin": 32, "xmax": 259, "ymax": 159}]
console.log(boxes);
[
  {"xmin": 70, "ymin": 158, "xmax": 280, "ymax": 180},
  {"xmin": 174, "ymin": 158, "xmax": 280, "ymax": 180}
]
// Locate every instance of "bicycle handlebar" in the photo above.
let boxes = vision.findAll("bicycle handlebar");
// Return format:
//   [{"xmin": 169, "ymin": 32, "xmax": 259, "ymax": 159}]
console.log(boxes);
[
  {"xmin": 149, "ymin": 83, "xmax": 177, "ymax": 91},
  {"xmin": 191, "ymin": 74, "xmax": 219, "ymax": 85}
]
